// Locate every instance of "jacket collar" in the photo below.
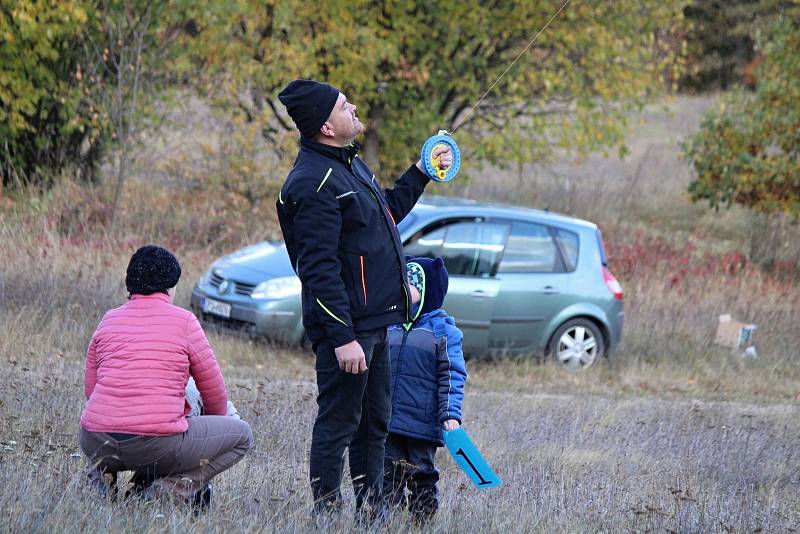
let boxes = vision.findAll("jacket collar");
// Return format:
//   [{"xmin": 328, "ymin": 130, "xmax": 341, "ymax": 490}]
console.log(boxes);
[
  {"xmin": 300, "ymin": 137, "xmax": 360, "ymax": 165},
  {"xmin": 129, "ymin": 292, "xmax": 171, "ymax": 303}
]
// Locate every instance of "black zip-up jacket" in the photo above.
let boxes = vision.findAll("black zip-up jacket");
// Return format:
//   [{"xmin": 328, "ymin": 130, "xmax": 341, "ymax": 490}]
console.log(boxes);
[{"xmin": 276, "ymin": 137, "xmax": 430, "ymax": 347}]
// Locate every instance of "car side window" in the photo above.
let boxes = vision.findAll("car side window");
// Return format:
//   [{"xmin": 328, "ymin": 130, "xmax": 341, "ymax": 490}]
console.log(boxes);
[
  {"xmin": 404, "ymin": 220, "xmax": 509, "ymax": 277},
  {"xmin": 404, "ymin": 226, "xmax": 445, "ymax": 258},
  {"xmin": 554, "ymin": 228, "xmax": 579, "ymax": 272},
  {"xmin": 497, "ymin": 222, "xmax": 562, "ymax": 273}
]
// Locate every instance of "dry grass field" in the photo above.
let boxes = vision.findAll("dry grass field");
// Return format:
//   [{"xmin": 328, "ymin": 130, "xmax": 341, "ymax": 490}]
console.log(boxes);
[{"xmin": 1, "ymin": 95, "xmax": 799, "ymax": 532}]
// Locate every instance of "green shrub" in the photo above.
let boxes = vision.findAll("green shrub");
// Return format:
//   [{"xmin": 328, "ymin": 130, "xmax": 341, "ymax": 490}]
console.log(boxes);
[
  {"xmin": 684, "ymin": 18, "xmax": 800, "ymax": 218},
  {"xmin": 0, "ymin": 1, "xmax": 108, "ymax": 187}
]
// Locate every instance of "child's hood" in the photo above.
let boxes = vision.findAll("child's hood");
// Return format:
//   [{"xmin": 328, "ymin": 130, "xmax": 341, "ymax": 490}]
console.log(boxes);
[{"xmin": 405, "ymin": 256, "xmax": 449, "ymax": 323}]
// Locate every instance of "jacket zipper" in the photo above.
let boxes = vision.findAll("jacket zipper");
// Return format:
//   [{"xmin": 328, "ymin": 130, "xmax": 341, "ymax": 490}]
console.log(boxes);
[
  {"xmin": 353, "ymin": 160, "xmax": 411, "ymax": 323},
  {"xmin": 383, "ymin": 203, "xmax": 410, "ymax": 322},
  {"xmin": 359, "ymin": 255, "xmax": 367, "ymax": 306},
  {"xmin": 383, "ymin": 205, "xmax": 397, "ymax": 226},
  {"xmin": 392, "ymin": 329, "xmax": 410, "ymax": 406},
  {"xmin": 401, "ymin": 280, "xmax": 411, "ymax": 322}
]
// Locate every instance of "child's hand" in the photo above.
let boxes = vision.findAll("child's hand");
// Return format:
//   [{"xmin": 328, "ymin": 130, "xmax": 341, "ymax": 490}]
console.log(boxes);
[{"xmin": 443, "ymin": 419, "xmax": 460, "ymax": 431}]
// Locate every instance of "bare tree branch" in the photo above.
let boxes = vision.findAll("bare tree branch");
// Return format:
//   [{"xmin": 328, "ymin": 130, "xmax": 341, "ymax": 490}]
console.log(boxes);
[{"xmin": 266, "ymin": 98, "xmax": 291, "ymax": 131}]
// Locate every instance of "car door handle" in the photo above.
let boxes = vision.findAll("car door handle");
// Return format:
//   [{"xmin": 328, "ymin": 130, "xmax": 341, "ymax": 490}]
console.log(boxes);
[
  {"xmin": 538, "ymin": 286, "xmax": 560, "ymax": 295},
  {"xmin": 468, "ymin": 290, "xmax": 493, "ymax": 299}
]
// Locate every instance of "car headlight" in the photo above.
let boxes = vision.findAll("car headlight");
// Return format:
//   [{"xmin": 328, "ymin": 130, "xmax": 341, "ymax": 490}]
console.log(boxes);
[
  {"xmin": 197, "ymin": 267, "xmax": 221, "ymax": 285},
  {"xmin": 251, "ymin": 276, "xmax": 302, "ymax": 300},
  {"xmin": 198, "ymin": 268, "xmax": 212, "ymax": 285}
]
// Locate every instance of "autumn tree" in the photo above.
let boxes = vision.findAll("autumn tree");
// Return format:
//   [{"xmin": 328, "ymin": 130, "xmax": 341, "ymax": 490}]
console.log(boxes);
[
  {"xmin": 684, "ymin": 18, "xmax": 800, "ymax": 217},
  {"xmin": 176, "ymin": 0, "xmax": 688, "ymax": 179},
  {"xmin": 0, "ymin": 0, "xmax": 179, "ymax": 195},
  {"xmin": 0, "ymin": 1, "xmax": 104, "ymax": 187},
  {"xmin": 83, "ymin": 0, "xmax": 180, "ymax": 229},
  {"xmin": 681, "ymin": 0, "xmax": 799, "ymax": 91}
]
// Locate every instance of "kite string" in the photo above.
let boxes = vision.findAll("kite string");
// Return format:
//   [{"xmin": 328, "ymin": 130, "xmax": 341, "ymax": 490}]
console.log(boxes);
[{"xmin": 451, "ymin": 0, "xmax": 573, "ymax": 133}]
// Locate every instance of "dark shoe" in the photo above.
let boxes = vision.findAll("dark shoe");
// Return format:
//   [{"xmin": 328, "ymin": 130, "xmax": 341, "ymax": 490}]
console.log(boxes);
[
  {"xmin": 354, "ymin": 502, "xmax": 391, "ymax": 531},
  {"xmin": 411, "ymin": 509, "xmax": 436, "ymax": 528},
  {"xmin": 125, "ymin": 472, "xmax": 155, "ymax": 500},
  {"xmin": 409, "ymin": 491, "xmax": 438, "ymax": 527},
  {"xmin": 191, "ymin": 483, "xmax": 212, "ymax": 515},
  {"xmin": 310, "ymin": 498, "xmax": 341, "ymax": 530},
  {"xmin": 87, "ymin": 468, "xmax": 118, "ymax": 501}
]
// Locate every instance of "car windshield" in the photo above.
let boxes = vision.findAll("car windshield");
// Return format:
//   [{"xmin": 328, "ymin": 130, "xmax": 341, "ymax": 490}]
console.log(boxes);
[{"xmin": 396, "ymin": 212, "xmax": 417, "ymax": 234}]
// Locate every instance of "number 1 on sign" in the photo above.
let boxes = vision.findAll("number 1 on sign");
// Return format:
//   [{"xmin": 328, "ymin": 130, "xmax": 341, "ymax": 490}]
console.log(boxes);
[
  {"xmin": 455, "ymin": 448, "xmax": 493, "ymax": 486},
  {"xmin": 443, "ymin": 427, "xmax": 502, "ymax": 489}
]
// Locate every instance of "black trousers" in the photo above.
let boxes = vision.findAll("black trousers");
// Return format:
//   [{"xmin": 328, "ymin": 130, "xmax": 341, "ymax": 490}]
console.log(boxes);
[
  {"xmin": 309, "ymin": 328, "xmax": 391, "ymax": 512},
  {"xmin": 383, "ymin": 432, "xmax": 440, "ymax": 520}
]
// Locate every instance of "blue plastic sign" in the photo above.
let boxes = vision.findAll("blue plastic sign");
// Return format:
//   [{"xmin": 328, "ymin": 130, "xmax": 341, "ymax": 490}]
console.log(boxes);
[{"xmin": 443, "ymin": 427, "xmax": 502, "ymax": 489}]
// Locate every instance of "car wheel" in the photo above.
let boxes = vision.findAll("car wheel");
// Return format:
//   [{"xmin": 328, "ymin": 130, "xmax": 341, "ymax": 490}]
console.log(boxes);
[{"xmin": 548, "ymin": 318, "xmax": 605, "ymax": 370}]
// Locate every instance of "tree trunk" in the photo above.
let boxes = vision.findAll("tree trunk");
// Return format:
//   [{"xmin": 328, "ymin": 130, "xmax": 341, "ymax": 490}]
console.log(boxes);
[{"xmin": 109, "ymin": 148, "xmax": 128, "ymax": 232}]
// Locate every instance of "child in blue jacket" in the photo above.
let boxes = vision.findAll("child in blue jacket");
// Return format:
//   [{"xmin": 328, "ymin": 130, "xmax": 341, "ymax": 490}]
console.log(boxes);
[{"xmin": 384, "ymin": 256, "xmax": 467, "ymax": 522}]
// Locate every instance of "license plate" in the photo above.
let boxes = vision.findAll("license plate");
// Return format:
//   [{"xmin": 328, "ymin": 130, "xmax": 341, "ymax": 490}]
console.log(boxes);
[{"xmin": 202, "ymin": 297, "xmax": 231, "ymax": 318}]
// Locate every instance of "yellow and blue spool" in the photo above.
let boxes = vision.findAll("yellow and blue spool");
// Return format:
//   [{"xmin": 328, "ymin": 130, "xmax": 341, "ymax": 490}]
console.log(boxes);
[{"xmin": 421, "ymin": 130, "xmax": 461, "ymax": 182}]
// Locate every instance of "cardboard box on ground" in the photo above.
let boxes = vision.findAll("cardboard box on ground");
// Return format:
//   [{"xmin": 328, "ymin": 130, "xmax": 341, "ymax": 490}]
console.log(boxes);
[{"xmin": 715, "ymin": 314, "xmax": 758, "ymax": 358}]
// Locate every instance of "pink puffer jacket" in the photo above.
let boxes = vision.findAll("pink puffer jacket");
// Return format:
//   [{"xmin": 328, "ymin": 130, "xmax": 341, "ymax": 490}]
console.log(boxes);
[{"xmin": 80, "ymin": 293, "xmax": 228, "ymax": 435}]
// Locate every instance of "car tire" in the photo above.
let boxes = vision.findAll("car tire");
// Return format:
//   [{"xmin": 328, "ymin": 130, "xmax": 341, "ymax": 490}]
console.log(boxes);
[{"xmin": 547, "ymin": 318, "xmax": 605, "ymax": 370}]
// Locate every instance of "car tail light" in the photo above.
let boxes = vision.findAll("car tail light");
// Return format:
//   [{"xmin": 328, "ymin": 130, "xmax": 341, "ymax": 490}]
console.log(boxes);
[{"xmin": 602, "ymin": 266, "xmax": 623, "ymax": 300}]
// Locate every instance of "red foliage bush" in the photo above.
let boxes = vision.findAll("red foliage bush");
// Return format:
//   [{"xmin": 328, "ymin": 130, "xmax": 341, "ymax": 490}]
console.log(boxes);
[{"xmin": 603, "ymin": 228, "xmax": 796, "ymax": 293}]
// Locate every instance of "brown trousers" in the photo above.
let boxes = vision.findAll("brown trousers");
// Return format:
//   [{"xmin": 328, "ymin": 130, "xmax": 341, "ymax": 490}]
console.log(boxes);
[{"xmin": 80, "ymin": 416, "xmax": 253, "ymax": 499}]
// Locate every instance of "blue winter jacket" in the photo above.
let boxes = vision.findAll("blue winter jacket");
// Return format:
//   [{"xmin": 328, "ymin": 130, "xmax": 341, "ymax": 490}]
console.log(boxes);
[{"xmin": 388, "ymin": 309, "xmax": 467, "ymax": 446}]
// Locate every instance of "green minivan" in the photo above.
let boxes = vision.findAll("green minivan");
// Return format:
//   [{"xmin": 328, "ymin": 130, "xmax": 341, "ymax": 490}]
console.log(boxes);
[{"xmin": 192, "ymin": 195, "xmax": 623, "ymax": 369}]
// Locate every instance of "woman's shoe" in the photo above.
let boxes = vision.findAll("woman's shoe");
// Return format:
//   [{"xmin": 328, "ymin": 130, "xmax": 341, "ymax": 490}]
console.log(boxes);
[
  {"xmin": 125, "ymin": 472, "xmax": 155, "ymax": 500},
  {"xmin": 191, "ymin": 483, "xmax": 212, "ymax": 514}
]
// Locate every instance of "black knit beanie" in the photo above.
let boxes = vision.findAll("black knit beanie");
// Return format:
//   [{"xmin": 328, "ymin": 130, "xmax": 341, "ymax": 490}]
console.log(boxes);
[
  {"xmin": 278, "ymin": 79, "xmax": 340, "ymax": 139},
  {"xmin": 125, "ymin": 245, "xmax": 181, "ymax": 295}
]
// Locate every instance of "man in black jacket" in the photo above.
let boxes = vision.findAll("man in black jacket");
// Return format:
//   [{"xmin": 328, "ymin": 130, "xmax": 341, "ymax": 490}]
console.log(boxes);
[{"xmin": 276, "ymin": 79, "xmax": 451, "ymax": 517}]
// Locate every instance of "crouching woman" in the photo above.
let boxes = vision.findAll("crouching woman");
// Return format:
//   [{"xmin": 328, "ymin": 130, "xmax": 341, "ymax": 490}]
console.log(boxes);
[{"xmin": 78, "ymin": 245, "xmax": 253, "ymax": 507}]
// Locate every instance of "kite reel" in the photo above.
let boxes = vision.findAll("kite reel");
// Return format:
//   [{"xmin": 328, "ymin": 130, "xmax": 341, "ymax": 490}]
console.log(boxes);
[{"xmin": 421, "ymin": 130, "xmax": 461, "ymax": 182}]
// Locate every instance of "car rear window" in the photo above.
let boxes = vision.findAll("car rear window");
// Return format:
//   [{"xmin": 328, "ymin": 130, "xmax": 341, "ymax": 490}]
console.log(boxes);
[
  {"xmin": 554, "ymin": 228, "xmax": 579, "ymax": 272},
  {"xmin": 595, "ymin": 229, "xmax": 608, "ymax": 266}
]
